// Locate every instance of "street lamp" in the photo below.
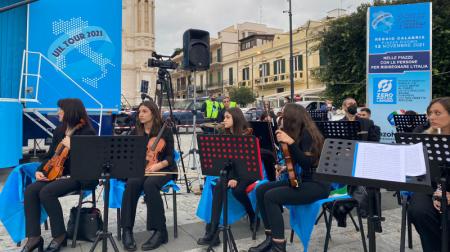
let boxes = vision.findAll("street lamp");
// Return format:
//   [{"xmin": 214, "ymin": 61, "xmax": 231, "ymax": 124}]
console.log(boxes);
[{"xmin": 283, "ymin": 0, "xmax": 295, "ymax": 101}]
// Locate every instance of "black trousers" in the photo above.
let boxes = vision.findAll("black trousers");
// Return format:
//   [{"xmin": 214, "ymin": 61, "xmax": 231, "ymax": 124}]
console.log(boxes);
[
  {"xmin": 408, "ymin": 192, "xmax": 450, "ymax": 252},
  {"xmin": 209, "ymin": 178, "xmax": 256, "ymax": 227},
  {"xmin": 24, "ymin": 178, "xmax": 82, "ymax": 238},
  {"xmin": 256, "ymin": 180, "xmax": 330, "ymax": 239},
  {"xmin": 121, "ymin": 175, "xmax": 171, "ymax": 231}
]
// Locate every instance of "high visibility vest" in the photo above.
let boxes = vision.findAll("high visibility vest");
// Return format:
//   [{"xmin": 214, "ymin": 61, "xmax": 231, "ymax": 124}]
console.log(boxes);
[
  {"xmin": 220, "ymin": 101, "xmax": 237, "ymax": 109},
  {"xmin": 205, "ymin": 100, "xmax": 220, "ymax": 119}
]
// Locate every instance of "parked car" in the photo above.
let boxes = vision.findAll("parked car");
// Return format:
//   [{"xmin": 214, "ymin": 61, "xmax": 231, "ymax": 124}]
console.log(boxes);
[
  {"xmin": 244, "ymin": 107, "xmax": 265, "ymax": 121},
  {"xmin": 295, "ymin": 101, "xmax": 327, "ymax": 111},
  {"xmin": 162, "ymin": 99, "xmax": 208, "ymax": 126}
]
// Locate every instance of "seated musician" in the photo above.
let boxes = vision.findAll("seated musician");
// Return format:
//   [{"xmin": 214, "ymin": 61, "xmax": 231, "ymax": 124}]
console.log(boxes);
[
  {"xmin": 121, "ymin": 100, "xmax": 175, "ymax": 251},
  {"xmin": 408, "ymin": 97, "xmax": 450, "ymax": 252},
  {"xmin": 249, "ymin": 103, "xmax": 330, "ymax": 252},
  {"xmin": 197, "ymin": 107, "xmax": 258, "ymax": 246},
  {"xmin": 21, "ymin": 98, "xmax": 97, "ymax": 252},
  {"xmin": 340, "ymin": 97, "xmax": 380, "ymax": 142}
]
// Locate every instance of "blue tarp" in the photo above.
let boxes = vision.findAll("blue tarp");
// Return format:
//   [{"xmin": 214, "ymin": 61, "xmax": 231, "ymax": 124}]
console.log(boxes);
[{"xmin": 0, "ymin": 163, "xmax": 47, "ymax": 243}]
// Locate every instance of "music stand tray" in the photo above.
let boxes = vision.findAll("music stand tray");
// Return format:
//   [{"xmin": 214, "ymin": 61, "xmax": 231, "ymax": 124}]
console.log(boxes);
[
  {"xmin": 197, "ymin": 134, "xmax": 263, "ymax": 252},
  {"xmin": 71, "ymin": 135, "xmax": 146, "ymax": 252},
  {"xmin": 314, "ymin": 138, "xmax": 432, "ymax": 252},
  {"xmin": 315, "ymin": 121, "xmax": 361, "ymax": 140},
  {"xmin": 393, "ymin": 114, "xmax": 428, "ymax": 133}
]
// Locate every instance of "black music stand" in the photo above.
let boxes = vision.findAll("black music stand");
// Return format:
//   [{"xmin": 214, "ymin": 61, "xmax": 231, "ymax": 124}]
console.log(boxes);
[
  {"xmin": 395, "ymin": 133, "xmax": 450, "ymax": 252},
  {"xmin": 315, "ymin": 121, "xmax": 361, "ymax": 140},
  {"xmin": 197, "ymin": 134, "xmax": 263, "ymax": 252},
  {"xmin": 314, "ymin": 138, "xmax": 432, "ymax": 252},
  {"xmin": 71, "ymin": 135, "xmax": 146, "ymax": 252},
  {"xmin": 308, "ymin": 110, "xmax": 329, "ymax": 121},
  {"xmin": 250, "ymin": 121, "xmax": 278, "ymax": 181},
  {"xmin": 393, "ymin": 114, "xmax": 428, "ymax": 133}
]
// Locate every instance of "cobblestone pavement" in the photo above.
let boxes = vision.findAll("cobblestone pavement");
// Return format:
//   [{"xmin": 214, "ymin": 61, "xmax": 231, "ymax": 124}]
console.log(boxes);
[{"xmin": 0, "ymin": 132, "xmax": 423, "ymax": 251}]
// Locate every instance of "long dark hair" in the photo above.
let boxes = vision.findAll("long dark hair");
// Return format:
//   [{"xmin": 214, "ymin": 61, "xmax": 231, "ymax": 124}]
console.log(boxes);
[
  {"xmin": 426, "ymin": 97, "xmax": 450, "ymax": 134},
  {"xmin": 225, "ymin": 107, "xmax": 250, "ymax": 135},
  {"xmin": 135, "ymin": 100, "xmax": 163, "ymax": 136},
  {"xmin": 57, "ymin": 98, "xmax": 92, "ymax": 131},
  {"xmin": 282, "ymin": 103, "xmax": 324, "ymax": 162}
]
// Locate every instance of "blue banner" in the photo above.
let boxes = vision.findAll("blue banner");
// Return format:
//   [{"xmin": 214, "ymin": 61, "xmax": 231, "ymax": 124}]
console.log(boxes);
[
  {"xmin": 367, "ymin": 2, "xmax": 432, "ymax": 142},
  {"xmin": 28, "ymin": 0, "xmax": 122, "ymax": 112}
]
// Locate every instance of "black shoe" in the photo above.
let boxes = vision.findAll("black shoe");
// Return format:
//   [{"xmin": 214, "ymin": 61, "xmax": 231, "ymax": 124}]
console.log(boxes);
[
  {"xmin": 268, "ymin": 240, "xmax": 286, "ymax": 252},
  {"xmin": 122, "ymin": 229, "xmax": 137, "ymax": 251},
  {"xmin": 197, "ymin": 224, "xmax": 220, "ymax": 246},
  {"xmin": 44, "ymin": 236, "xmax": 67, "ymax": 252},
  {"xmin": 250, "ymin": 217, "xmax": 261, "ymax": 232},
  {"xmin": 141, "ymin": 229, "xmax": 168, "ymax": 251},
  {"xmin": 248, "ymin": 231, "xmax": 271, "ymax": 252},
  {"xmin": 21, "ymin": 237, "xmax": 44, "ymax": 252}
]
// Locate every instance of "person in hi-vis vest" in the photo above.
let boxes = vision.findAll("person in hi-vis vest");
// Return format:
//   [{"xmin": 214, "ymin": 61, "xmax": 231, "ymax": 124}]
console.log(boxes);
[
  {"xmin": 201, "ymin": 94, "xmax": 220, "ymax": 121},
  {"xmin": 217, "ymin": 96, "xmax": 237, "ymax": 123}
]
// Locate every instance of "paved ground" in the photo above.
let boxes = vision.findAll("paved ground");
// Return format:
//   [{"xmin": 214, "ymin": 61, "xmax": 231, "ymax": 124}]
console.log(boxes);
[{"xmin": 0, "ymin": 132, "xmax": 423, "ymax": 251}]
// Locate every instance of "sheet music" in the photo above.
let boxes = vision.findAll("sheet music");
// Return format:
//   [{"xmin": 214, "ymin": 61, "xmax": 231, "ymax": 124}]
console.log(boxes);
[
  {"xmin": 404, "ymin": 143, "xmax": 426, "ymax": 176},
  {"xmin": 354, "ymin": 143, "xmax": 406, "ymax": 182}
]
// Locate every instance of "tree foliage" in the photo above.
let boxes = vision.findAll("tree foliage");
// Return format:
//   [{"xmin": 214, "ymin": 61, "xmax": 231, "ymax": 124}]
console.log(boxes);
[
  {"xmin": 317, "ymin": 0, "xmax": 449, "ymax": 106},
  {"xmin": 229, "ymin": 87, "xmax": 256, "ymax": 107}
]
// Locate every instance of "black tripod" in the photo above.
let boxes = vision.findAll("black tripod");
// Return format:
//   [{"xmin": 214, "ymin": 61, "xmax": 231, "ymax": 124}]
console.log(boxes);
[
  {"xmin": 438, "ymin": 165, "xmax": 449, "ymax": 252},
  {"xmin": 89, "ymin": 162, "xmax": 119, "ymax": 252},
  {"xmin": 154, "ymin": 66, "xmax": 191, "ymax": 193},
  {"xmin": 207, "ymin": 160, "xmax": 238, "ymax": 252}
]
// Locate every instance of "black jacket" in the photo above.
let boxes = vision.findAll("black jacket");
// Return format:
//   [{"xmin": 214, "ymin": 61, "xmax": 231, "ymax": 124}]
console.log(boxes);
[
  {"xmin": 287, "ymin": 130, "xmax": 319, "ymax": 181},
  {"xmin": 340, "ymin": 116, "xmax": 380, "ymax": 142},
  {"xmin": 37, "ymin": 124, "xmax": 96, "ymax": 176}
]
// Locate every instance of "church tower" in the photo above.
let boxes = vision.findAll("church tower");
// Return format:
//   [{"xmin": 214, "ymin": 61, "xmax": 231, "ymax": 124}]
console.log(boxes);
[{"xmin": 122, "ymin": 0, "xmax": 156, "ymax": 107}]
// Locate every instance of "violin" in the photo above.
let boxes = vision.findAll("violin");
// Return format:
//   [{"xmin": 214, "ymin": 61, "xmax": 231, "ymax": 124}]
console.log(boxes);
[
  {"xmin": 146, "ymin": 120, "xmax": 171, "ymax": 170},
  {"xmin": 42, "ymin": 119, "xmax": 86, "ymax": 181},
  {"xmin": 280, "ymin": 142, "xmax": 299, "ymax": 188}
]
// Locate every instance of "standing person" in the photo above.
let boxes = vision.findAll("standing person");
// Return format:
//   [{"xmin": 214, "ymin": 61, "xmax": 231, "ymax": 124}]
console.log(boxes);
[
  {"xmin": 197, "ymin": 107, "xmax": 258, "ymax": 246},
  {"xmin": 358, "ymin": 107, "xmax": 372, "ymax": 119},
  {"xmin": 201, "ymin": 94, "xmax": 221, "ymax": 121},
  {"xmin": 21, "ymin": 98, "xmax": 97, "ymax": 252},
  {"xmin": 408, "ymin": 97, "xmax": 450, "ymax": 252},
  {"xmin": 217, "ymin": 96, "xmax": 236, "ymax": 123},
  {"xmin": 121, "ymin": 100, "xmax": 176, "ymax": 251},
  {"xmin": 341, "ymin": 98, "xmax": 380, "ymax": 142},
  {"xmin": 260, "ymin": 101, "xmax": 277, "ymax": 126},
  {"xmin": 248, "ymin": 103, "xmax": 329, "ymax": 252}
]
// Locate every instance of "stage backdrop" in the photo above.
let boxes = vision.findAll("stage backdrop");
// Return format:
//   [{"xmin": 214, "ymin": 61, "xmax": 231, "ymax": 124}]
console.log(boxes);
[
  {"xmin": 27, "ymin": 0, "xmax": 122, "ymax": 112},
  {"xmin": 366, "ymin": 2, "xmax": 432, "ymax": 143}
]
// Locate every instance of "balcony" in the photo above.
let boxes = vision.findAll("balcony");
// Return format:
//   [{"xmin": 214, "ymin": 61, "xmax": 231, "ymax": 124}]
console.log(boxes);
[{"xmin": 238, "ymin": 80, "xmax": 251, "ymax": 88}]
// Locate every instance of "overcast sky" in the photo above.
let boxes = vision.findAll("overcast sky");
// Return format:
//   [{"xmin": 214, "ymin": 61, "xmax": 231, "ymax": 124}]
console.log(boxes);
[{"xmin": 155, "ymin": 0, "xmax": 372, "ymax": 55}]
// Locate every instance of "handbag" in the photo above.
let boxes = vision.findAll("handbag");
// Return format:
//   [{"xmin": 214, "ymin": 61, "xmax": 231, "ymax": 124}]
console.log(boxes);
[{"xmin": 67, "ymin": 203, "xmax": 103, "ymax": 242}]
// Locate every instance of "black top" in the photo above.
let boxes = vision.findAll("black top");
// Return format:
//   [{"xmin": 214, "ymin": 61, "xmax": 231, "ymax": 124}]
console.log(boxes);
[
  {"xmin": 37, "ymin": 124, "xmax": 96, "ymax": 176},
  {"xmin": 130, "ymin": 127, "xmax": 176, "ymax": 172},
  {"xmin": 287, "ymin": 130, "xmax": 318, "ymax": 181},
  {"xmin": 341, "ymin": 116, "xmax": 380, "ymax": 142}
]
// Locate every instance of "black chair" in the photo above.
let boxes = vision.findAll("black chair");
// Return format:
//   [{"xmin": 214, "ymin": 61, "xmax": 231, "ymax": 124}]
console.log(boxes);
[{"xmin": 70, "ymin": 187, "xmax": 97, "ymax": 248}]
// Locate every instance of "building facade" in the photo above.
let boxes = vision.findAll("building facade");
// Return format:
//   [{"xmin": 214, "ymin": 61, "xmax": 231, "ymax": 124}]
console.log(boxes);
[
  {"xmin": 121, "ymin": 0, "xmax": 156, "ymax": 107},
  {"xmin": 170, "ymin": 19, "xmax": 332, "ymax": 104}
]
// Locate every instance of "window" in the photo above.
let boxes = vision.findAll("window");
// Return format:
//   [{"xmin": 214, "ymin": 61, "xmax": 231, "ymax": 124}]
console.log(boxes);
[
  {"xmin": 259, "ymin": 63, "xmax": 270, "ymax": 77},
  {"xmin": 218, "ymin": 71, "xmax": 222, "ymax": 84},
  {"xmin": 228, "ymin": 67, "xmax": 234, "ymax": 85},
  {"xmin": 319, "ymin": 48, "xmax": 328, "ymax": 66},
  {"xmin": 276, "ymin": 87, "xmax": 285, "ymax": 93},
  {"xmin": 294, "ymin": 55, "xmax": 303, "ymax": 71},
  {"xmin": 209, "ymin": 73, "xmax": 213, "ymax": 86},
  {"xmin": 273, "ymin": 59, "xmax": 286, "ymax": 81},
  {"xmin": 242, "ymin": 67, "xmax": 250, "ymax": 80},
  {"xmin": 217, "ymin": 48, "xmax": 222, "ymax": 62}
]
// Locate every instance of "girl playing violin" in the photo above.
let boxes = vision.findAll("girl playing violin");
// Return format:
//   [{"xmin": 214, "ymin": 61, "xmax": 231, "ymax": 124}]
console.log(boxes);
[
  {"xmin": 22, "ymin": 98, "xmax": 96, "ymax": 252},
  {"xmin": 121, "ymin": 100, "xmax": 175, "ymax": 251},
  {"xmin": 197, "ymin": 107, "xmax": 258, "ymax": 246},
  {"xmin": 249, "ymin": 103, "xmax": 329, "ymax": 252}
]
